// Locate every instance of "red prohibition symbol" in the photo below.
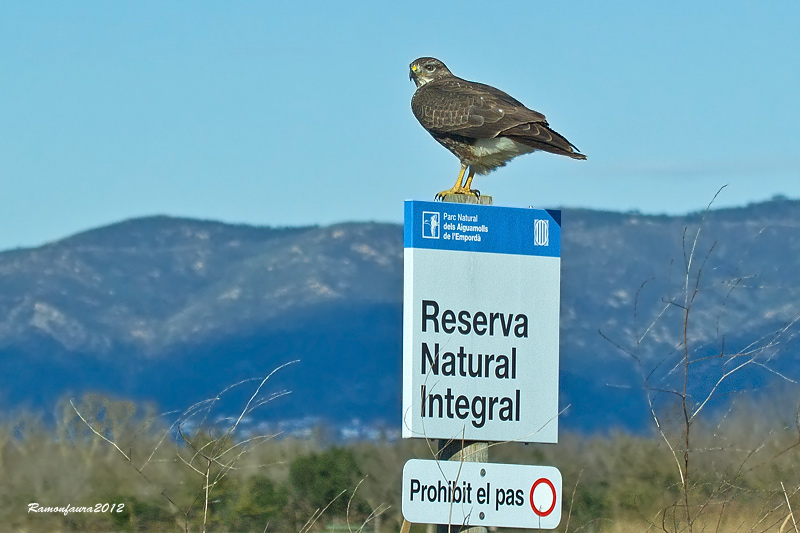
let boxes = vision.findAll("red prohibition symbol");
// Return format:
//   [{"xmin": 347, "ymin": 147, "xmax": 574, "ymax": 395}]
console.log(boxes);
[{"xmin": 529, "ymin": 477, "xmax": 557, "ymax": 517}]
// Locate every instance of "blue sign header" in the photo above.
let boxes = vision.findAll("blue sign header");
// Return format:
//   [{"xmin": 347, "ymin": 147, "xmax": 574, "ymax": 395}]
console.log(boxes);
[{"xmin": 404, "ymin": 200, "xmax": 561, "ymax": 257}]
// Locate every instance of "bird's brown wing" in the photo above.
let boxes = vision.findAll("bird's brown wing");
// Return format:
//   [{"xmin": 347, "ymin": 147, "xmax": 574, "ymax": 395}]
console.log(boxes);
[
  {"xmin": 412, "ymin": 78, "xmax": 585, "ymax": 158},
  {"xmin": 411, "ymin": 78, "xmax": 547, "ymax": 139}
]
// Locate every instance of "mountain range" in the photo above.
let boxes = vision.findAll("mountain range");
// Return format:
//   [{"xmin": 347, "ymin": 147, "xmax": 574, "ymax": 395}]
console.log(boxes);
[{"xmin": 2, "ymin": 197, "xmax": 799, "ymax": 435}]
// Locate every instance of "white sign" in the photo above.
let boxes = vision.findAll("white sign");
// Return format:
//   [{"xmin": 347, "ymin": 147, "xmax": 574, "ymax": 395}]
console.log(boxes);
[
  {"xmin": 402, "ymin": 459, "xmax": 562, "ymax": 529},
  {"xmin": 403, "ymin": 201, "xmax": 561, "ymax": 443}
]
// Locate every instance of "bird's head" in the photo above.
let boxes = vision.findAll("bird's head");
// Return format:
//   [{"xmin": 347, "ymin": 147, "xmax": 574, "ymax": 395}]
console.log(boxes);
[{"xmin": 409, "ymin": 57, "xmax": 452, "ymax": 88}]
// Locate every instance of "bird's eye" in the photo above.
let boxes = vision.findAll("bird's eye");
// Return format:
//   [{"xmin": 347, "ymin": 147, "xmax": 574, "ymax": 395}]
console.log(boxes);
[{"xmin": 425, "ymin": 64, "xmax": 435, "ymax": 72}]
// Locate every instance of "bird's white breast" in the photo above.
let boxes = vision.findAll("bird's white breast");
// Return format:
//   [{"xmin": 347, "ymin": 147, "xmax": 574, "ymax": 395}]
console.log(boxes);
[{"xmin": 467, "ymin": 137, "xmax": 536, "ymax": 174}]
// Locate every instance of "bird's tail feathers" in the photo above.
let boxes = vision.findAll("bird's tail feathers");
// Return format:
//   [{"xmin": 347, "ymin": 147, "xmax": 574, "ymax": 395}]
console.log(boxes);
[{"xmin": 508, "ymin": 124, "xmax": 586, "ymax": 160}]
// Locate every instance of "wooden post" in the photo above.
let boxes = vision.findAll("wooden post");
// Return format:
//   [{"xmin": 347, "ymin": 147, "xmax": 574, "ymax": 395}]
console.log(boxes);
[
  {"xmin": 438, "ymin": 193, "xmax": 493, "ymax": 206},
  {"xmin": 436, "ymin": 192, "xmax": 491, "ymax": 533}
]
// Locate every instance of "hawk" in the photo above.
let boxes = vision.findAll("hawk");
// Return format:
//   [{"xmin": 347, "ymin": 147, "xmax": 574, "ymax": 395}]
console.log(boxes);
[{"xmin": 409, "ymin": 57, "xmax": 586, "ymax": 200}]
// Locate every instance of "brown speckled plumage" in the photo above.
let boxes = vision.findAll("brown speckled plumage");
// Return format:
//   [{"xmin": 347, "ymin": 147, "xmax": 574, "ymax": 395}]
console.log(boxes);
[{"xmin": 409, "ymin": 57, "xmax": 585, "ymax": 180}]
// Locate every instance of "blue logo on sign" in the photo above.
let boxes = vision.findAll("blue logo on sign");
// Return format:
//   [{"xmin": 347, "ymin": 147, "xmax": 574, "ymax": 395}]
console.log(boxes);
[{"xmin": 422, "ymin": 211, "xmax": 440, "ymax": 239}]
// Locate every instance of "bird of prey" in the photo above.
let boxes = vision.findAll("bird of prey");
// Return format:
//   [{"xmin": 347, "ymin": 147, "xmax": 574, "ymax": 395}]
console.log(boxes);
[{"xmin": 409, "ymin": 57, "xmax": 586, "ymax": 200}]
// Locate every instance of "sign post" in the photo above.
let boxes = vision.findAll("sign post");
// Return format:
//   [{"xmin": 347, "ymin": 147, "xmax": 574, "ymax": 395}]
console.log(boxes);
[
  {"xmin": 401, "ymin": 199, "xmax": 563, "ymax": 530},
  {"xmin": 402, "ymin": 200, "xmax": 561, "ymax": 444}
]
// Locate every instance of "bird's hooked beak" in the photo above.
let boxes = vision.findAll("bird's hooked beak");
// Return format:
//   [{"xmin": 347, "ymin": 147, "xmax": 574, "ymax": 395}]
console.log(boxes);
[{"xmin": 409, "ymin": 64, "xmax": 419, "ymax": 83}]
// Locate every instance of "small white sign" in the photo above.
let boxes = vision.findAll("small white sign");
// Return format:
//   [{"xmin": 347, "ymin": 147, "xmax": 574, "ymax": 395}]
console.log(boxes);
[{"xmin": 402, "ymin": 459, "xmax": 562, "ymax": 529}]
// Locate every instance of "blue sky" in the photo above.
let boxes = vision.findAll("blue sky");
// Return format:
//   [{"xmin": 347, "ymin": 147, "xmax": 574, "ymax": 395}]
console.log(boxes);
[{"xmin": 1, "ymin": 2, "xmax": 798, "ymax": 251}]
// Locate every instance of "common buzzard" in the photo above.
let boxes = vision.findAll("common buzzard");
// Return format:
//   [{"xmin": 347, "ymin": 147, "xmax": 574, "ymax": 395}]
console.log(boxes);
[{"xmin": 409, "ymin": 57, "xmax": 586, "ymax": 200}]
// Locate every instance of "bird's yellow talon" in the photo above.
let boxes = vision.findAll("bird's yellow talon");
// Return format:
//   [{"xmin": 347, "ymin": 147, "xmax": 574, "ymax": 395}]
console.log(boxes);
[{"xmin": 434, "ymin": 186, "xmax": 480, "ymax": 201}]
